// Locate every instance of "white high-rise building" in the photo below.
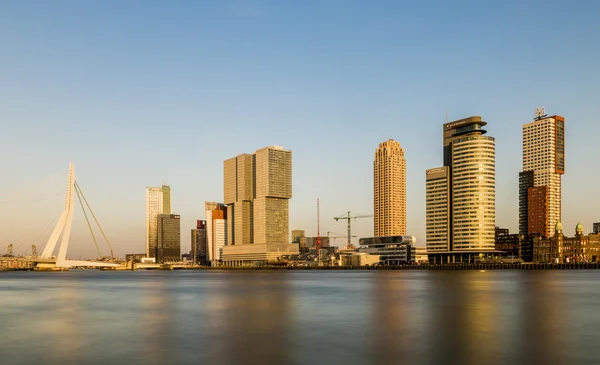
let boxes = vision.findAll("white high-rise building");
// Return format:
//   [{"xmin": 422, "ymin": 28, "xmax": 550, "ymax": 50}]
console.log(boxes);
[
  {"xmin": 205, "ymin": 201, "xmax": 227, "ymax": 266},
  {"xmin": 451, "ymin": 132, "xmax": 495, "ymax": 250},
  {"xmin": 425, "ymin": 167, "xmax": 450, "ymax": 253},
  {"xmin": 146, "ymin": 185, "xmax": 171, "ymax": 258},
  {"xmin": 520, "ymin": 109, "xmax": 565, "ymax": 237},
  {"xmin": 426, "ymin": 116, "xmax": 496, "ymax": 263}
]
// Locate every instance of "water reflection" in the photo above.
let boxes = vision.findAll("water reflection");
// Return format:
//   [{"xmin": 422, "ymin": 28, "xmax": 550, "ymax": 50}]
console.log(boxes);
[
  {"xmin": 0, "ymin": 271, "xmax": 598, "ymax": 365},
  {"xmin": 370, "ymin": 272, "xmax": 415, "ymax": 365},
  {"xmin": 218, "ymin": 272, "xmax": 292, "ymax": 365},
  {"xmin": 139, "ymin": 279, "xmax": 173, "ymax": 365},
  {"xmin": 48, "ymin": 280, "xmax": 85, "ymax": 364},
  {"xmin": 427, "ymin": 273, "xmax": 475, "ymax": 365},
  {"xmin": 516, "ymin": 273, "xmax": 567, "ymax": 365},
  {"xmin": 464, "ymin": 276, "xmax": 500, "ymax": 364}
]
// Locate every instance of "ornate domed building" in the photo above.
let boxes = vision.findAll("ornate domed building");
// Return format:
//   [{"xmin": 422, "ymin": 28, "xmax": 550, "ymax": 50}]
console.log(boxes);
[{"xmin": 533, "ymin": 222, "xmax": 600, "ymax": 263}]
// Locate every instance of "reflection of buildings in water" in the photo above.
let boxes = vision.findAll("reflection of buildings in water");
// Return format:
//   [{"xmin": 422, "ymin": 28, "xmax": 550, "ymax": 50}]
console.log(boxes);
[
  {"xmin": 49, "ymin": 281, "xmax": 85, "ymax": 363},
  {"xmin": 517, "ymin": 273, "xmax": 566, "ymax": 365},
  {"xmin": 201, "ymin": 277, "xmax": 232, "ymax": 361},
  {"xmin": 139, "ymin": 279, "xmax": 172, "ymax": 365},
  {"xmin": 425, "ymin": 273, "xmax": 499, "ymax": 365},
  {"xmin": 220, "ymin": 272, "xmax": 292, "ymax": 365},
  {"xmin": 426, "ymin": 272, "xmax": 566, "ymax": 365},
  {"xmin": 426, "ymin": 273, "xmax": 472, "ymax": 365},
  {"xmin": 369, "ymin": 272, "xmax": 414, "ymax": 364},
  {"xmin": 462, "ymin": 276, "xmax": 499, "ymax": 365}
]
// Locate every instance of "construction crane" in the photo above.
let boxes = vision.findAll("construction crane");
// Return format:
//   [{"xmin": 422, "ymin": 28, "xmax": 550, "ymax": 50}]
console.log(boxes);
[{"xmin": 334, "ymin": 211, "xmax": 374, "ymax": 249}]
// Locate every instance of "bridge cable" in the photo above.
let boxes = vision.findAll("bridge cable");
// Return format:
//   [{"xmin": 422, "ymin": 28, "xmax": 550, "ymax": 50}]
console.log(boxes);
[
  {"xmin": 0, "ymin": 170, "xmax": 65, "ymax": 257},
  {"xmin": 0, "ymin": 215, "xmax": 57, "ymax": 257},
  {"xmin": 74, "ymin": 182, "xmax": 102, "ymax": 258},
  {"xmin": 75, "ymin": 182, "xmax": 114, "ymax": 259}
]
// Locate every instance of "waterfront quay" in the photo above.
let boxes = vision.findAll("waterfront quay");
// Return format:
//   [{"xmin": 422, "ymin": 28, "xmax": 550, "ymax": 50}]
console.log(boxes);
[
  {"xmin": 214, "ymin": 263, "xmax": 600, "ymax": 271},
  {"xmin": 4, "ymin": 261, "xmax": 600, "ymax": 272}
]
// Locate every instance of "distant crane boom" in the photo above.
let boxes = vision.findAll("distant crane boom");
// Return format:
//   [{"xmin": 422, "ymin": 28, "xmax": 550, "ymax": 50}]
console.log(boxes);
[
  {"xmin": 324, "ymin": 231, "xmax": 356, "ymax": 244},
  {"xmin": 333, "ymin": 211, "xmax": 374, "ymax": 249}
]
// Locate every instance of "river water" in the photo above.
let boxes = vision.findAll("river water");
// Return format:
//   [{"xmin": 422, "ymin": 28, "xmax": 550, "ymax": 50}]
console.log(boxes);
[{"xmin": 1, "ymin": 270, "xmax": 599, "ymax": 365}]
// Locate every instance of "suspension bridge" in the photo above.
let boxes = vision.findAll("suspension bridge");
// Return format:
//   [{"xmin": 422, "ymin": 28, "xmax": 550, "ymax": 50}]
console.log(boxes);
[{"xmin": 0, "ymin": 163, "xmax": 121, "ymax": 270}]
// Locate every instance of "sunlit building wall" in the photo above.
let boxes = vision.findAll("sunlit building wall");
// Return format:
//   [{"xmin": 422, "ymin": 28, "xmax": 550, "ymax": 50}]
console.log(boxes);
[
  {"xmin": 374, "ymin": 139, "xmax": 406, "ymax": 237},
  {"xmin": 146, "ymin": 185, "xmax": 172, "ymax": 259}
]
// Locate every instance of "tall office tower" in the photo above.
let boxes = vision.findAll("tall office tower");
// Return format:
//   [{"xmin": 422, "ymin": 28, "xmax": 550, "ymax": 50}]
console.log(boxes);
[
  {"xmin": 374, "ymin": 139, "xmax": 406, "ymax": 236},
  {"xmin": 426, "ymin": 116, "xmax": 496, "ymax": 263},
  {"xmin": 191, "ymin": 220, "xmax": 207, "ymax": 264},
  {"xmin": 224, "ymin": 154, "xmax": 254, "ymax": 245},
  {"xmin": 223, "ymin": 146, "xmax": 292, "ymax": 245},
  {"xmin": 205, "ymin": 201, "xmax": 227, "ymax": 265},
  {"xmin": 594, "ymin": 223, "xmax": 600, "ymax": 234},
  {"xmin": 146, "ymin": 185, "xmax": 172, "ymax": 259},
  {"xmin": 425, "ymin": 167, "xmax": 450, "ymax": 253},
  {"xmin": 520, "ymin": 108, "xmax": 565, "ymax": 237},
  {"xmin": 156, "ymin": 214, "xmax": 181, "ymax": 263},
  {"xmin": 253, "ymin": 146, "xmax": 292, "ymax": 244}
]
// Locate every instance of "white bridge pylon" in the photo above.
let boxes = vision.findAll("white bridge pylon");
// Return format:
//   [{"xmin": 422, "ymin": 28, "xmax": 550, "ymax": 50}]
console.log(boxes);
[{"xmin": 40, "ymin": 163, "xmax": 118, "ymax": 269}]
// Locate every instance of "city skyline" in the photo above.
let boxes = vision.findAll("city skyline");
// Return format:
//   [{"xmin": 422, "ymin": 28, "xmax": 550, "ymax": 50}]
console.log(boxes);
[{"xmin": 2, "ymin": 1, "xmax": 600, "ymax": 257}]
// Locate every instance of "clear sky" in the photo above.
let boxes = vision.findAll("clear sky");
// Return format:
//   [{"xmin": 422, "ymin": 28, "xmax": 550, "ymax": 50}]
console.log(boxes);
[{"xmin": 1, "ymin": 0, "xmax": 599, "ymax": 257}]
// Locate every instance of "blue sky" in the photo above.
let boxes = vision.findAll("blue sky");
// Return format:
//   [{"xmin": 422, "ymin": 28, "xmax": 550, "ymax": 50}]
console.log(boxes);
[{"xmin": 1, "ymin": 0, "xmax": 599, "ymax": 257}]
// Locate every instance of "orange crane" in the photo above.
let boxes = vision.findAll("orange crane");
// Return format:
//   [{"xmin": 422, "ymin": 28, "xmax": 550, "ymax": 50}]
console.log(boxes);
[{"xmin": 334, "ymin": 211, "xmax": 374, "ymax": 249}]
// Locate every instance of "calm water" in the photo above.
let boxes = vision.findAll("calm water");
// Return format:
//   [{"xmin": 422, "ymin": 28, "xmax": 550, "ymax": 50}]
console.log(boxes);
[{"xmin": 2, "ymin": 270, "xmax": 600, "ymax": 365}]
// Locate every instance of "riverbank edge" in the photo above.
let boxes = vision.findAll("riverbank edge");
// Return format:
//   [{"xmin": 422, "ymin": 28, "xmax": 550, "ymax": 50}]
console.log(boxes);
[{"xmin": 3, "ymin": 263, "xmax": 600, "ymax": 272}]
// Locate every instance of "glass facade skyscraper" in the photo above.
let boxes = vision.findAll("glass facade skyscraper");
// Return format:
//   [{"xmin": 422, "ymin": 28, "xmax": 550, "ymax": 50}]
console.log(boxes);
[
  {"xmin": 426, "ymin": 116, "xmax": 496, "ymax": 263},
  {"xmin": 146, "ymin": 185, "xmax": 173, "ymax": 261}
]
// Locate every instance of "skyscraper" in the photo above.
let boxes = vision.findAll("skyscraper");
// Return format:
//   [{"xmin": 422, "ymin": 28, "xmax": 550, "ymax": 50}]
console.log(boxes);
[
  {"xmin": 253, "ymin": 146, "xmax": 292, "ymax": 245},
  {"xmin": 374, "ymin": 139, "xmax": 406, "ymax": 236},
  {"xmin": 223, "ymin": 146, "xmax": 292, "ymax": 245},
  {"xmin": 205, "ymin": 201, "xmax": 227, "ymax": 266},
  {"xmin": 520, "ymin": 108, "xmax": 565, "ymax": 237},
  {"xmin": 191, "ymin": 220, "xmax": 207, "ymax": 264},
  {"xmin": 156, "ymin": 214, "xmax": 181, "ymax": 263},
  {"xmin": 425, "ymin": 167, "xmax": 450, "ymax": 253},
  {"xmin": 146, "ymin": 185, "xmax": 172, "ymax": 259},
  {"xmin": 224, "ymin": 154, "xmax": 254, "ymax": 245},
  {"xmin": 221, "ymin": 146, "xmax": 298, "ymax": 266},
  {"xmin": 426, "ymin": 116, "xmax": 496, "ymax": 263}
]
